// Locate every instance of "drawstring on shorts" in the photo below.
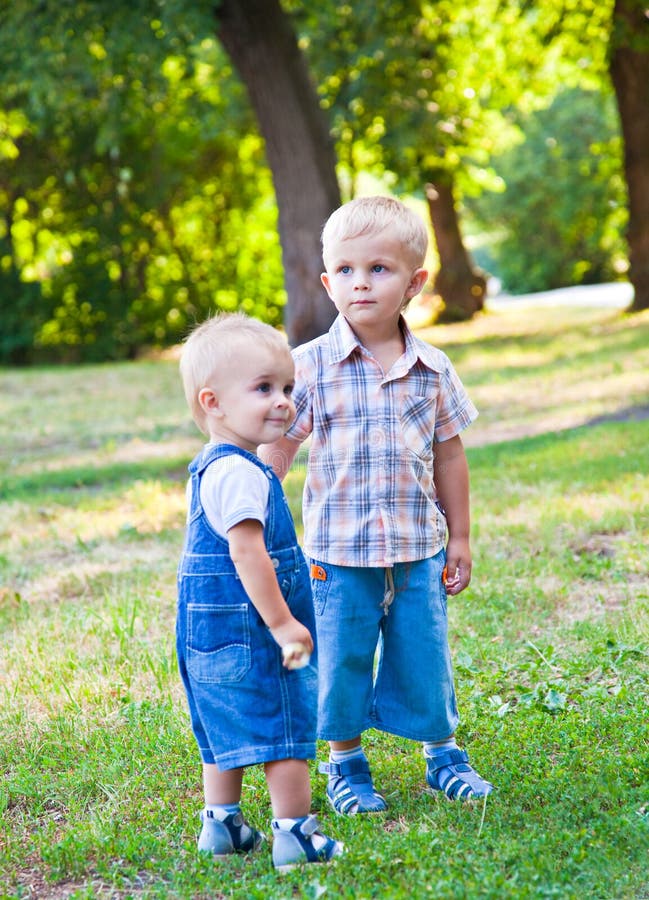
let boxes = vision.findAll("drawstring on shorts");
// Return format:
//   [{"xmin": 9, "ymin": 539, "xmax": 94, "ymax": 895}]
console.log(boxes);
[{"xmin": 382, "ymin": 566, "xmax": 395, "ymax": 616}]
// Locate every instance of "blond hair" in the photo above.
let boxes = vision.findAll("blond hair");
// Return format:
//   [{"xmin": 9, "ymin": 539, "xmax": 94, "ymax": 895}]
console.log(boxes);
[
  {"xmin": 179, "ymin": 313, "xmax": 290, "ymax": 435},
  {"xmin": 321, "ymin": 196, "xmax": 428, "ymax": 267}
]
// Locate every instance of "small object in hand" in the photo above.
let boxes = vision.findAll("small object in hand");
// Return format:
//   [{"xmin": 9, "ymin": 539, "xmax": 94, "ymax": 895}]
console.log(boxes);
[
  {"xmin": 282, "ymin": 642, "xmax": 310, "ymax": 670},
  {"xmin": 443, "ymin": 565, "xmax": 462, "ymax": 591}
]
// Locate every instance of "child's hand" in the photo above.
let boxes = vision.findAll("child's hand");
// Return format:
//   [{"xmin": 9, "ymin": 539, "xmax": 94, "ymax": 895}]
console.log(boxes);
[
  {"xmin": 270, "ymin": 618, "xmax": 314, "ymax": 667},
  {"xmin": 444, "ymin": 539, "xmax": 472, "ymax": 596},
  {"xmin": 281, "ymin": 642, "xmax": 311, "ymax": 669}
]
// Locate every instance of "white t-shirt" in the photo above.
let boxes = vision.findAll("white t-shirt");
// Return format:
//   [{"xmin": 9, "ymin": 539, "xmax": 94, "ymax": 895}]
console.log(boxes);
[{"xmin": 186, "ymin": 449, "xmax": 270, "ymax": 538}]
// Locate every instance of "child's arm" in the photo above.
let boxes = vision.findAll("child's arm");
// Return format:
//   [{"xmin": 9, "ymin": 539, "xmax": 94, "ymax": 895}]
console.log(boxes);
[
  {"xmin": 434, "ymin": 435, "xmax": 472, "ymax": 596},
  {"xmin": 228, "ymin": 519, "xmax": 314, "ymax": 654},
  {"xmin": 258, "ymin": 435, "xmax": 301, "ymax": 481}
]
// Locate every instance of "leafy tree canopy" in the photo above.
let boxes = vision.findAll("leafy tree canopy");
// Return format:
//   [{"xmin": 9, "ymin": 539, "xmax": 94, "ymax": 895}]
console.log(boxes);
[{"xmin": 0, "ymin": 0, "xmax": 285, "ymax": 363}]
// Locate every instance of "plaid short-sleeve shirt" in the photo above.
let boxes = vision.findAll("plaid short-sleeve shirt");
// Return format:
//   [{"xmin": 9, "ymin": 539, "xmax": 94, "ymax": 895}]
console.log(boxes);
[{"xmin": 286, "ymin": 315, "xmax": 478, "ymax": 567}]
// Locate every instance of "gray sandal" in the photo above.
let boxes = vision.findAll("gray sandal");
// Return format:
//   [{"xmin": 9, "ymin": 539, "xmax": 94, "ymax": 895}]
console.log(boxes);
[{"xmin": 272, "ymin": 815, "xmax": 343, "ymax": 871}]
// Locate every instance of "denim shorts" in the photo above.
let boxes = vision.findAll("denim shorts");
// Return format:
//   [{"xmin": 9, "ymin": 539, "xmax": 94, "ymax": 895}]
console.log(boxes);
[
  {"xmin": 310, "ymin": 551, "xmax": 459, "ymax": 742},
  {"xmin": 177, "ymin": 545, "xmax": 318, "ymax": 770}
]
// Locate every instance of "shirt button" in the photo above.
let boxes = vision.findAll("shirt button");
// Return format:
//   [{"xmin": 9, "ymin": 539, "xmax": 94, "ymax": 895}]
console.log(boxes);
[{"xmin": 271, "ymin": 558, "xmax": 280, "ymax": 569}]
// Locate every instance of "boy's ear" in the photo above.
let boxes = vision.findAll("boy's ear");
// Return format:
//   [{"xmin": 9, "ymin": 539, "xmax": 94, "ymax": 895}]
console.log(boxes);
[
  {"xmin": 406, "ymin": 267, "xmax": 428, "ymax": 298},
  {"xmin": 321, "ymin": 272, "xmax": 334, "ymax": 300},
  {"xmin": 198, "ymin": 387, "xmax": 221, "ymax": 417}
]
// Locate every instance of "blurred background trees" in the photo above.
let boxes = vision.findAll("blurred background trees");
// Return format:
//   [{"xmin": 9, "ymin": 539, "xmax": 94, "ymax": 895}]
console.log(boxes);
[
  {"xmin": 0, "ymin": 0, "xmax": 646, "ymax": 363},
  {"xmin": 465, "ymin": 87, "xmax": 626, "ymax": 294}
]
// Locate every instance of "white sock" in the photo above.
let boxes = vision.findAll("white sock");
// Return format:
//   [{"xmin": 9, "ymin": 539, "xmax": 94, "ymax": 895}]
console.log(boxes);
[
  {"xmin": 423, "ymin": 738, "xmax": 458, "ymax": 758},
  {"xmin": 273, "ymin": 816, "xmax": 303, "ymax": 830},
  {"xmin": 204, "ymin": 802, "xmax": 240, "ymax": 820},
  {"xmin": 330, "ymin": 746, "xmax": 365, "ymax": 763}
]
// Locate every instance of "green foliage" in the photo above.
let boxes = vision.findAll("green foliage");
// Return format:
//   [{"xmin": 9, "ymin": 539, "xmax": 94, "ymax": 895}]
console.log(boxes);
[
  {"xmin": 0, "ymin": 0, "xmax": 284, "ymax": 363},
  {"xmin": 466, "ymin": 88, "xmax": 628, "ymax": 293},
  {"xmin": 288, "ymin": 0, "xmax": 622, "ymax": 309},
  {"xmin": 291, "ymin": 0, "xmax": 520, "ymax": 196},
  {"xmin": 290, "ymin": 0, "xmax": 613, "ymax": 203}
]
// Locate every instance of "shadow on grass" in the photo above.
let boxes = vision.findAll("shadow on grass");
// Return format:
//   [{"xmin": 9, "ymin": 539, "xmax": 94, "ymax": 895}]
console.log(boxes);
[
  {"xmin": 468, "ymin": 417, "xmax": 648, "ymax": 490},
  {"xmin": 0, "ymin": 455, "xmax": 192, "ymax": 501},
  {"xmin": 445, "ymin": 315, "xmax": 649, "ymax": 382},
  {"xmin": 4, "ymin": 416, "xmax": 647, "ymax": 506}
]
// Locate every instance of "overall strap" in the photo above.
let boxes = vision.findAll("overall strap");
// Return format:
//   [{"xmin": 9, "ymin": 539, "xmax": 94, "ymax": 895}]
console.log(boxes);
[
  {"xmin": 187, "ymin": 443, "xmax": 277, "ymax": 538},
  {"xmin": 189, "ymin": 442, "xmax": 272, "ymax": 477}
]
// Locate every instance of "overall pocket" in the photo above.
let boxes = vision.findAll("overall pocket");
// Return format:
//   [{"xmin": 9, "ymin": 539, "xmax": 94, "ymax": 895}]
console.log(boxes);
[{"xmin": 186, "ymin": 603, "xmax": 251, "ymax": 684}]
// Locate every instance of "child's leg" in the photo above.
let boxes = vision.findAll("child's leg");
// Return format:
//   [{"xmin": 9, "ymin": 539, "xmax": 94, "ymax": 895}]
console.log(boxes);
[
  {"xmin": 265, "ymin": 758, "xmax": 343, "ymax": 872},
  {"xmin": 264, "ymin": 758, "xmax": 311, "ymax": 818},
  {"xmin": 330, "ymin": 738, "xmax": 361, "ymax": 752},
  {"xmin": 203, "ymin": 762, "xmax": 243, "ymax": 805},
  {"xmin": 310, "ymin": 562, "xmax": 388, "ymax": 814},
  {"xmin": 198, "ymin": 763, "xmax": 264, "ymax": 856},
  {"xmin": 371, "ymin": 555, "xmax": 493, "ymax": 801}
]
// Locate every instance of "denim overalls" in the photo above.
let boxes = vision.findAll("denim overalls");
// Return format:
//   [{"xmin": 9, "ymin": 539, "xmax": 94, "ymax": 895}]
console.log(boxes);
[{"xmin": 176, "ymin": 443, "xmax": 317, "ymax": 770}]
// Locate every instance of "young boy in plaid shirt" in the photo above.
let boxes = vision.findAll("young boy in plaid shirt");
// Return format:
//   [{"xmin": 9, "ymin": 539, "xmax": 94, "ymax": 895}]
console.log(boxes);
[{"xmin": 261, "ymin": 196, "xmax": 493, "ymax": 813}]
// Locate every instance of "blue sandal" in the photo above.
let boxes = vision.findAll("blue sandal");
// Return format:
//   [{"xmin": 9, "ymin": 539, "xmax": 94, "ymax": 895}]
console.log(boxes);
[
  {"xmin": 319, "ymin": 758, "xmax": 387, "ymax": 814},
  {"xmin": 425, "ymin": 749, "xmax": 493, "ymax": 801}
]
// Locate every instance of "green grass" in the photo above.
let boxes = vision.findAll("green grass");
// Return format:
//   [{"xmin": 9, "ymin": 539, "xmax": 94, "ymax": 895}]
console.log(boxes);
[{"xmin": 1, "ymin": 305, "xmax": 648, "ymax": 898}]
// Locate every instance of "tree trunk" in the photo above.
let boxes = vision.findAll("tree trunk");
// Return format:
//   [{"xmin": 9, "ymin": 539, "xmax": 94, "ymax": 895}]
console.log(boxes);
[
  {"xmin": 609, "ymin": 0, "xmax": 649, "ymax": 312},
  {"xmin": 214, "ymin": 0, "xmax": 341, "ymax": 344},
  {"xmin": 425, "ymin": 179, "xmax": 486, "ymax": 322}
]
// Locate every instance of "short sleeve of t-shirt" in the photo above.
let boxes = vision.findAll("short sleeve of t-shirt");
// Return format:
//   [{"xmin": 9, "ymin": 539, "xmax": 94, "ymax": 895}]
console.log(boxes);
[{"xmin": 187, "ymin": 454, "xmax": 270, "ymax": 538}]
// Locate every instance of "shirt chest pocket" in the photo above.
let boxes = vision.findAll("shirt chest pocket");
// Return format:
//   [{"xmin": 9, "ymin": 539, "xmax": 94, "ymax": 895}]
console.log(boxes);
[{"xmin": 399, "ymin": 395, "xmax": 436, "ymax": 461}]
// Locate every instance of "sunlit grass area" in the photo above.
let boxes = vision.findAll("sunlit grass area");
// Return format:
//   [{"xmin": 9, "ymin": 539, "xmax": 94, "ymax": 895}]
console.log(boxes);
[
  {"xmin": 1, "ymin": 303, "xmax": 648, "ymax": 899},
  {"xmin": 420, "ymin": 305, "xmax": 649, "ymax": 445}
]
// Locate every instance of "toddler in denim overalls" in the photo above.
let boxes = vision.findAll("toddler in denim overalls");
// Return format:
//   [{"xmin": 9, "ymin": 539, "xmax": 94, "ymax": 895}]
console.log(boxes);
[{"xmin": 176, "ymin": 313, "xmax": 342, "ymax": 871}]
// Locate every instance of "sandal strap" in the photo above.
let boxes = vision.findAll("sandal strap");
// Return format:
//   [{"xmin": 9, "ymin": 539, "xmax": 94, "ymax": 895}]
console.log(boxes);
[
  {"xmin": 318, "ymin": 757, "xmax": 371, "ymax": 778},
  {"xmin": 290, "ymin": 815, "xmax": 340, "ymax": 863},
  {"xmin": 426, "ymin": 748, "xmax": 470, "ymax": 774},
  {"xmin": 298, "ymin": 813, "xmax": 319, "ymax": 837}
]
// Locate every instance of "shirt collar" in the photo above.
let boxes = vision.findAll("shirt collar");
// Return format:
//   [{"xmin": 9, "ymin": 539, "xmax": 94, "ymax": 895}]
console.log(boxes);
[
  {"xmin": 327, "ymin": 314, "xmax": 363, "ymax": 364},
  {"xmin": 400, "ymin": 318, "xmax": 448, "ymax": 375},
  {"xmin": 328, "ymin": 313, "xmax": 447, "ymax": 375}
]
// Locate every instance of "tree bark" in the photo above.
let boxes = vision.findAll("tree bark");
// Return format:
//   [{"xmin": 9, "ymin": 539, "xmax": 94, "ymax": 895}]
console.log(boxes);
[
  {"xmin": 214, "ymin": 0, "xmax": 341, "ymax": 344},
  {"xmin": 609, "ymin": 0, "xmax": 649, "ymax": 312},
  {"xmin": 425, "ymin": 179, "xmax": 486, "ymax": 322}
]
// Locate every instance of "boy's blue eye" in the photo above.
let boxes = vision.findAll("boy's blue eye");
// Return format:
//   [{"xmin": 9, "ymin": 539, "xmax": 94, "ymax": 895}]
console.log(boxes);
[
  {"xmin": 257, "ymin": 382, "xmax": 271, "ymax": 393},
  {"xmin": 284, "ymin": 385, "xmax": 294, "ymax": 396},
  {"xmin": 339, "ymin": 265, "xmax": 352, "ymax": 274},
  {"xmin": 371, "ymin": 264, "xmax": 385, "ymax": 273}
]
